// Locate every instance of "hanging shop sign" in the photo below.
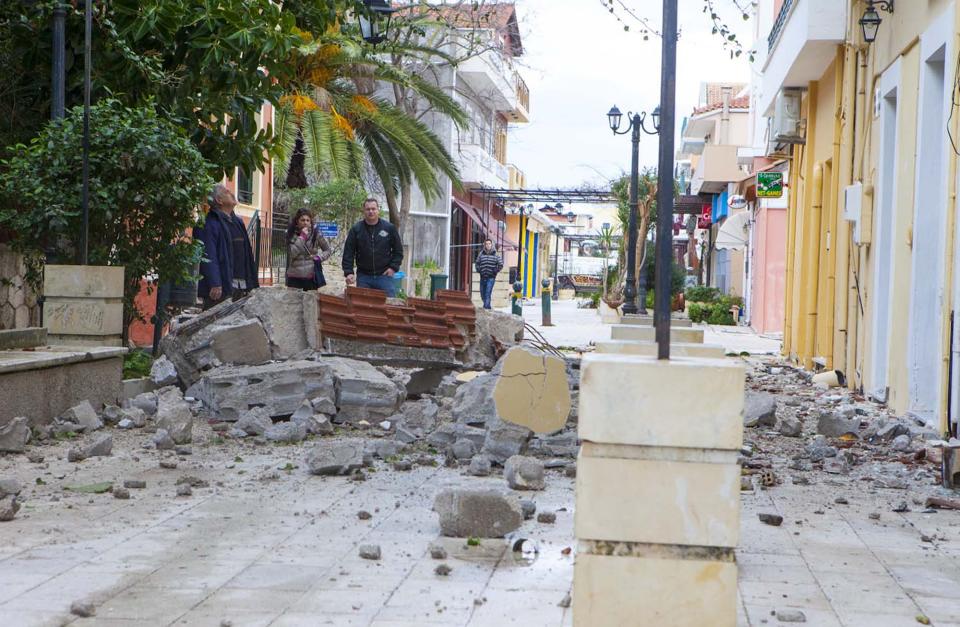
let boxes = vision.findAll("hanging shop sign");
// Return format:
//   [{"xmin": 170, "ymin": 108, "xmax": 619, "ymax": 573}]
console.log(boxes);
[{"xmin": 757, "ymin": 172, "xmax": 784, "ymax": 198}]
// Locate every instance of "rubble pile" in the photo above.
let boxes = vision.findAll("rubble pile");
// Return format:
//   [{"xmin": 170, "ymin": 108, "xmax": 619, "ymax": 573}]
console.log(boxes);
[{"xmin": 741, "ymin": 359, "xmax": 951, "ymax": 500}]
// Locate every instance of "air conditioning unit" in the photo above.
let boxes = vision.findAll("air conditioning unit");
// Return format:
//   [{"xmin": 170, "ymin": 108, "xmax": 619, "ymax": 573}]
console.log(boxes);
[{"xmin": 771, "ymin": 88, "xmax": 806, "ymax": 144}]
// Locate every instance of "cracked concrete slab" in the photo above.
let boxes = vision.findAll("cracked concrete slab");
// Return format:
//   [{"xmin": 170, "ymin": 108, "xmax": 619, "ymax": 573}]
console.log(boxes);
[{"xmin": 493, "ymin": 346, "xmax": 571, "ymax": 435}]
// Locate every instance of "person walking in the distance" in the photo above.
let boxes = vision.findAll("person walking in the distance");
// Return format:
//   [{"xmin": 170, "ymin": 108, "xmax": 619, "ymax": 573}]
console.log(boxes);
[
  {"xmin": 475, "ymin": 238, "xmax": 503, "ymax": 310},
  {"xmin": 194, "ymin": 183, "xmax": 259, "ymax": 310},
  {"xmin": 285, "ymin": 208, "xmax": 332, "ymax": 291},
  {"xmin": 341, "ymin": 198, "xmax": 403, "ymax": 297}
]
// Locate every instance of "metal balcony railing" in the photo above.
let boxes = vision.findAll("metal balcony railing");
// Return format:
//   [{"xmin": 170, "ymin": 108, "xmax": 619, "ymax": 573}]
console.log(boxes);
[
  {"xmin": 515, "ymin": 72, "xmax": 530, "ymax": 112},
  {"xmin": 767, "ymin": 0, "xmax": 795, "ymax": 53}
]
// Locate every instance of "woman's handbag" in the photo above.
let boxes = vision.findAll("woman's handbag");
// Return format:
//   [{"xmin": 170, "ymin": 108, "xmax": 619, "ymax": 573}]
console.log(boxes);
[{"xmin": 313, "ymin": 257, "xmax": 327, "ymax": 288}]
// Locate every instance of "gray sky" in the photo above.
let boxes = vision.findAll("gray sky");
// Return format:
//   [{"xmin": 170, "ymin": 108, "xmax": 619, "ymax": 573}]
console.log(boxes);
[{"xmin": 508, "ymin": 0, "xmax": 753, "ymax": 188}]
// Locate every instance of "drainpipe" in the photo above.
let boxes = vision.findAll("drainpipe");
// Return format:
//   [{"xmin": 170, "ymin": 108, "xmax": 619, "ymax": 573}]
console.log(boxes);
[
  {"xmin": 719, "ymin": 86, "xmax": 732, "ymax": 145},
  {"xmin": 941, "ymin": 7, "xmax": 960, "ymax": 434},
  {"xmin": 834, "ymin": 44, "xmax": 857, "ymax": 381},
  {"xmin": 802, "ymin": 162, "xmax": 824, "ymax": 369}
]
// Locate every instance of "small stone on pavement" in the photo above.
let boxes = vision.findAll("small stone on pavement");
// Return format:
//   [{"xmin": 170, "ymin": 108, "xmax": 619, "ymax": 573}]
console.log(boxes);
[{"xmin": 359, "ymin": 544, "xmax": 381, "ymax": 560}]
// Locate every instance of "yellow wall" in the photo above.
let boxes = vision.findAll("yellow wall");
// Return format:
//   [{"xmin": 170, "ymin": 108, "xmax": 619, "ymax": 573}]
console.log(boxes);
[{"xmin": 780, "ymin": 0, "xmax": 959, "ymax": 431}]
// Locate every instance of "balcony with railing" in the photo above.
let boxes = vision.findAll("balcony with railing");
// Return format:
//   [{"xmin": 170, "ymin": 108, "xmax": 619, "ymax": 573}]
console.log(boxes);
[
  {"xmin": 455, "ymin": 141, "xmax": 510, "ymax": 188},
  {"xmin": 457, "ymin": 29, "xmax": 529, "ymax": 122},
  {"xmin": 757, "ymin": 0, "xmax": 847, "ymax": 115},
  {"xmin": 510, "ymin": 72, "xmax": 530, "ymax": 123}
]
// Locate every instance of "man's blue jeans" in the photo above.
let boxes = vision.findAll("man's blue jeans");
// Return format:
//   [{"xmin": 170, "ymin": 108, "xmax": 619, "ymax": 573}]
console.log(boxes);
[
  {"xmin": 479, "ymin": 277, "xmax": 495, "ymax": 309},
  {"xmin": 357, "ymin": 272, "xmax": 397, "ymax": 297}
]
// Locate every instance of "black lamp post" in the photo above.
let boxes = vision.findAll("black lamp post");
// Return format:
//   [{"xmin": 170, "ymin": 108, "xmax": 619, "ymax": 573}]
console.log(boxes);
[
  {"xmin": 51, "ymin": 2, "xmax": 66, "ymax": 120},
  {"xmin": 79, "ymin": 0, "xmax": 93, "ymax": 265},
  {"xmin": 358, "ymin": 0, "xmax": 395, "ymax": 44},
  {"xmin": 606, "ymin": 105, "xmax": 660, "ymax": 315},
  {"xmin": 552, "ymin": 226, "xmax": 561, "ymax": 301},
  {"xmin": 859, "ymin": 1, "xmax": 893, "ymax": 44}
]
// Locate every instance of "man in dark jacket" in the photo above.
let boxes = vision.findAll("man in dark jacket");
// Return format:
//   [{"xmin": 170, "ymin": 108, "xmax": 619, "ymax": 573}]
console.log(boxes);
[
  {"xmin": 475, "ymin": 239, "xmax": 503, "ymax": 309},
  {"xmin": 194, "ymin": 184, "xmax": 259, "ymax": 309},
  {"xmin": 342, "ymin": 198, "xmax": 404, "ymax": 297}
]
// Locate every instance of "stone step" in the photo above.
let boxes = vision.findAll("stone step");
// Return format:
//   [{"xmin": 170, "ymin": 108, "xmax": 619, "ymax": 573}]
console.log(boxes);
[
  {"xmin": 619, "ymin": 314, "xmax": 692, "ymax": 327},
  {"xmin": 594, "ymin": 340, "xmax": 725, "ymax": 359},
  {"xmin": 610, "ymin": 325, "xmax": 704, "ymax": 344}
]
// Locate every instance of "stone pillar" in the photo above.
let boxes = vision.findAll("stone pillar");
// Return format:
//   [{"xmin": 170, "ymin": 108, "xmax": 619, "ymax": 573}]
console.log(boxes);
[
  {"xmin": 43, "ymin": 265, "xmax": 125, "ymax": 346},
  {"xmin": 573, "ymin": 354, "xmax": 745, "ymax": 626}
]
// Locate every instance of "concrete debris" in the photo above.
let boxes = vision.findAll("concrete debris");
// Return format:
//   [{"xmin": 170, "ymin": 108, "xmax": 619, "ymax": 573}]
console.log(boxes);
[
  {"xmin": 367, "ymin": 440, "xmax": 406, "ymax": 460},
  {"xmin": 758, "ymin": 513, "xmax": 783, "ymax": 526},
  {"xmin": 264, "ymin": 422, "xmax": 307, "ymax": 444},
  {"xmin": 428, "ymin": 423, "xmax": 487, "ymax": 450},
  {"xmin": 67, "ymin": 448, "xmax": 84, "ymax": 463},
  {"xmin": 101, "ymin": 405, "xmax": 123, "ymax": 425},
  {"xmin": 236, "ymin": 407, "xmax": 273, "ymax": 436},
  {"xmin": 192, "ymin": 361, "xmax": 336, "ymax": 422},
  {"xmin": 392, "ymin": 459, "xmax": 413, "ymax": 471},
  {"xmin": 160, "ymin": 459, "xmax": 178, "ymax": 470},
  {"xmin": 430, "ymin": 545, "xmax": 448, "ymax": 559},
  {"xmin": 117, "ymin": 407, "xmax": 147, "ymax": 429},
  {"xmin": 891, "ymin": 434, "xmax": 912, "ymax": 452},
  {"xmin": 536, "ymin": 511, "xmax": 556, "ymax": 524},
  {"xmin": 434, "ymin": 563, "xmax": 452, "ymax": 576},
  {"xmin": 176, "ymin": 484, "xmax": 192, "ymax": 497},
  {"xmin": 0, "ymin": 416, "xmax": 30, "ymax": 453},
  {"xmin": 504, "ymin": 455, "xmax": 546, "ymax": 491},
  {"xmin": 305, "ymin": 440, "xmax": 365, "ymax": 476},
  {"xmin": 81, "ymin": 434, "xmax": 112, "ymax": 458},
  {"xmin": 128, "ymin": 391, "xmax": 158, "ymax": 416},
  {"xmin": 0, "ymin": 478, "xmax": 21, "ymax": 497},
  {"xmin": 124, "ymin": 480, "xmax": 146, "ymax": 489},
  {"xmin": 150, "ymin": 355, "xmax": 179, "ymax": 386},
  {"xmin": 359, "ymin": 544, "xmax": 381, "ymax": 560},
  {"xmin": 357, "ymin": 510, "xmax": 372, "ymax": 520},
  {"xmin": 0, "ymin": 495, "xmax": 20, "ymax": 521},
  {"xmin": 461, "ymin": 308, "xmax": 524, "ymax": 370},
  {"xmin": 433, "ymin": 489, "xmax": 524, "ymax": 538},
  {"xmin": 156, "ymin": 387, "xmax": 193, "ymax": 444},
  {"xmin": 327, "ymin": 357, "xmax": 404, "ymax": 424},
  {"xmin": 519, "ymin": 499, "xmax": 537, "ymax": 520},
  {"xmin": 468, "ymin": 455, "xmax": 492, "ymax": 477},
  {"xmin": 62, "ymin": 400, "xmax": 102, "ymax": 433},
  {"xmin": 816, "ymin": 408, "xmax": 860, "ymax": 438},
  {"xmin": 113, "ymin": 487, "xmax": 130, "ymax": 500},
  {"xmin": 558, "ymin": 593, "xmax": 571, "ymax": 609},
  {"xmin": 482, "ymin": 413, "xmax": 532, "ymax": 465},
  {"xmin": 805, "ymin": 436, "xmax": 838, "ymax": 461},
  {"xmin": 209, "ymin": 318, "xmax": 272, "ymax": 366},
  {"xmin": 776, "ymin": 609, "xmax": 807, "ymax": 623},
  {"xmin": 743, "ymin": 391, "xmax": 777, "ymax": 428},
  {"xmin": 492, "ymin": 346, "xmax": 571, "ymax": 435},
  {"xmin": 564, "ymin": 463, "xmax": 576, "ymax": 478},
  {"xmin": 778, "ymin": 416, "xmax": 803, "ymax": 438},
  {"xmin": 452, "ymin": 373, "xmax": 497, "ymax": 427},
  {"xmin": 152, "ymin": 429, "xmax": 175, "ymax": 451},
  {"xmin": 452, "ymin": 438, "xmax": 477, "ymax": 460},
  {"xmin": 69, "ymin": 601, "xmax": 96, "ymax": 618}
]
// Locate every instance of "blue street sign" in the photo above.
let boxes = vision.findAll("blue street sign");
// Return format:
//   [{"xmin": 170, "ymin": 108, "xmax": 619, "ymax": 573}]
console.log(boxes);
[{"xmin": 316, "ymin": 221, "xmax": 339, "ymax": 238}]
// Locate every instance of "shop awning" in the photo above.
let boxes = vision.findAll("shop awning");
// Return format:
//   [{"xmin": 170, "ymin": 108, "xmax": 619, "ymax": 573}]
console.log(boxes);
[
  {"xmin": 714, "ymin": 211, "xmax": 750, "ymax": 251},
  {"xmin": 453, "ymin": 199, "xmax": 518, "ymax": 250}
]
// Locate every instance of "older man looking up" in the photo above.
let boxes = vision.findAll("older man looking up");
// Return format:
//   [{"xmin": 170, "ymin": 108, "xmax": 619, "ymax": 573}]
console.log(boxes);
[{"xmin": 194, "ymin": 183, "xmax": 259, "ymax": 309}]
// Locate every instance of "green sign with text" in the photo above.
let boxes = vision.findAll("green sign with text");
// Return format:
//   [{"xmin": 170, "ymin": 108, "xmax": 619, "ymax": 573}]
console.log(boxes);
[{"xmin": 757, "ymin": 172, "xmax": 784, "ymax": 198}]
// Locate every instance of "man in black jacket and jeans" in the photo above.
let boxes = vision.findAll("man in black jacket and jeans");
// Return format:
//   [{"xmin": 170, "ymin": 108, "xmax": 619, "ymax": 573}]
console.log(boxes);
[{"xmin": 342, "ymin": 198, "xmax": 404, "ymax": 296}]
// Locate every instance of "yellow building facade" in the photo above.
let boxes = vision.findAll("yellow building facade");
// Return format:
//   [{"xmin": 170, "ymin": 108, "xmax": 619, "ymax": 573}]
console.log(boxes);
[{"xmin": 766, "ymin": 0, "xmax": 959, "ymax": 429}]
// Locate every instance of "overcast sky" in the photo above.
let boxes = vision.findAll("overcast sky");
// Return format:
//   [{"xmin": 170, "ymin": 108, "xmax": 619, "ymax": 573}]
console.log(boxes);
[{"xmin": 508, "ymin": 0, "xmax": 754, "ymax": 189}]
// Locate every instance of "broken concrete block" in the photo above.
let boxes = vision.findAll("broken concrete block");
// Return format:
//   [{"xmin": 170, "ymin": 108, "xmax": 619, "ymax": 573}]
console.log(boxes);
[
  {"xmin": 152, "ymin": 429, "xmax": 175, "ymax": 451},
  {"xmin": 452, "ymin": 374, "xmax": 497, "ymax": 427},
  {"xmin": 428, "ymin": 423, "xmax": 487, "ymax": 450},
  {"xmin": 452, "ymin": 438, "xmax": 477, "ymax": 460},
  {"xmin": 210, "ymin": 318, "xmax": 272, "ymax": 366},
  {"xmin": 0, "ymin": 416, "xmax": 30, "ymax": 453},
  {"xmin": 461, "ymin": 308, "xmax": 524, "ymax": 370},
  {"xmin": 264, "ymin": 422, "xmax": 307, "ymax": 444},
  {"xmin": 326, "ymin": 357, "xmax": 403, "ymax": 424},
  {"xmin": 305, "ymin": 440, "xmax": 365, "ymax": 476},
  {"xmin": 62, "ymin": 401, "xmax": 102, "ymax": 433},
  {"xmin": 433, "ymin": 489, "xmax": 523, "ymax": 538},
  {"xmin": 468, "ymin": 455, "xmax": 492, "ymax": 477},
  {"xmin": 400, "ymin": 399, "xmax": 440, "ymax": 432},
  {"xmin": 192, "ymin": 361, "xmax": 336, "ymax": 421},
  {"xmin": 504, "ymin": 455, "xmax": 545, "ymax": 491},
  {"xmin": 778, "ymin": 416, "xmax": 802, "ymax": 438},
  {"xmin": 816, "ymin": 410, "xmax": 859, "ymax": 437},
  {"xmin": 156, "ymin": 388, "xmax": 193, "ymax": 444},
  {"xmin": 481, "ymin": 413, "xmax": 532, "ymax": 465},
  {"xmin": 743, "ymin": 391, "xmax": 777, "ymax": 428},
  {"xmin": 101, "ymin": 405, "xmax": 123, "ymax": 425},
  {"xmin": 241, "ymin": 286, "xmax": 318, "ymax": 360},
  {"xmin": 150, "ymin": 355, "xmax": 179, "ymax": 387},
  {"xmin": 493, "ymin": 346, "xmax": 571, "ymax": 435},
  {"xmin": 0, "ymin": 495, "xmax": 21, "ymax": 521},
  {"xmin": 119, "ymin": 407, "xmax": 147, "ymax": 428},
  {"xmin": 359, "ymin": 544, "xmax": 381, "ymax": 560},
  {"xmin": 236, "ymin": 407, "xmax": 273, "ymax": 436},
  {"xmin": 0, "ymin": 478, "xmax": 22, "ymax": 497},
  {"xmin": 127, "ymin": 392, "xmax": 158, "ymax": 416},
  {"xmin": 81, "ymin": 434, "xmax": 112, "ymax": 458}
]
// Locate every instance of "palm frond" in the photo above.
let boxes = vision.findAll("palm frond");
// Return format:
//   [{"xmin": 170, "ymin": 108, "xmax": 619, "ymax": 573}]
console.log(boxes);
[{"xmin": 271, "ymin": 102, "xmax": 299, "ymax": 184}]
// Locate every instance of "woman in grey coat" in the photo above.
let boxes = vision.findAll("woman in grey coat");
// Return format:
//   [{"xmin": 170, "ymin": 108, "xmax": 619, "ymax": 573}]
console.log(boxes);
[{"xmin": 286, "ymin": 209, "xmax": 331, "ymax": 291}]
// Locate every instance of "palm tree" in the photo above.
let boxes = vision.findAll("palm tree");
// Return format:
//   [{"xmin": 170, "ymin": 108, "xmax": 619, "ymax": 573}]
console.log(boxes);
[
  {"xmin": 272, "ymin": 29, "xmax": 468, "ymax": 232},
  {"xmin": 597, "ymin": 223, "xmax": 617, "ymax": 300}
]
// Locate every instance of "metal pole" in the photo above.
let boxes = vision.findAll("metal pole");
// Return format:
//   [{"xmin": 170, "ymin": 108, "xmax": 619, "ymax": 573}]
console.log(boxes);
[
  {"xmin": 622, "ymin": 117, "xmax": 641, "ymax": 315},
  {"xmin": 51, "ymin": 3, "xmax": 66, "ymax": 120},
  {"xmin": 655, "ymin": 0, "xmax": 678, "ymax": 360},
  {"xmin": 79, "ymin": 0, "xmax": 92, "ymax": 266},
  {"xmin": 552, "ymin": 228, "xmax": 560, "ymax": 300},
  {"xmin": 515, "ymin": 207, "xmax": 525, "ymax": 296}
]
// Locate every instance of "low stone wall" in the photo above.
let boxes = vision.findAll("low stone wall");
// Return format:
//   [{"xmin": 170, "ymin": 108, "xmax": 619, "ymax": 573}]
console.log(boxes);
[{"xmin": 0, "ymin": 244, "xmax": 40, "ymax": 330}]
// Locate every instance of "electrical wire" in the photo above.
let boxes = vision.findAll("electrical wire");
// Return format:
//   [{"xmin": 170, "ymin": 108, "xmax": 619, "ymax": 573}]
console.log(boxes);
[{"xmin": 948, "ymin": 47, "xmax": 960, "ymax": 156}]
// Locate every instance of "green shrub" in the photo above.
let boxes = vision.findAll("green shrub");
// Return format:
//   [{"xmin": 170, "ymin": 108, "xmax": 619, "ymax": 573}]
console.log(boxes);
[
  {"xmin": 590, "ymin": 291, "xmax": 601, "ymax": 308},
  {"xmin": 685, "ymin": 286, "xmax": 721, "ymax": 303},
  {"xmin": 123, "ymin": 350, "xmax": 153, "ymax": 380},
  {"xmin": 707, "ymin": 306, "xmax": 735, "ymax": 325},
  {"xmin": 688, "ymin": 303, "xmax": 709, "ymax": 323}
]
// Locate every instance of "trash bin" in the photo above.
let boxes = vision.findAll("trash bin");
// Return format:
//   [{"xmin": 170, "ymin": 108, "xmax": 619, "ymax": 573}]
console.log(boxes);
[
  {"xmin": 393, "ymin": 270, "xmax": 405, "ymax": 296},
  {"xmin": 429, "ymin": 273, "xmax": 448, "ymax": 299}
]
